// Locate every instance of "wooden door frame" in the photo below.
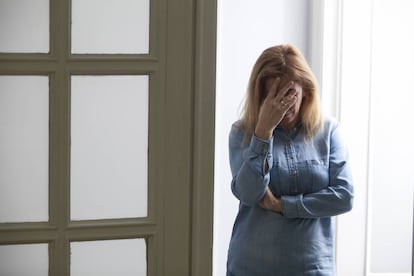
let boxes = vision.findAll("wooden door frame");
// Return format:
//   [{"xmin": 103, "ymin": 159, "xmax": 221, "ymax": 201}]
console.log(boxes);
[
  {"xmin": 163, "ymin": 0, "xmax": 216, "ymax": 274},
  {"xmin": 191, "ymin": 0, "xmax": 217, "ymax": 274}
]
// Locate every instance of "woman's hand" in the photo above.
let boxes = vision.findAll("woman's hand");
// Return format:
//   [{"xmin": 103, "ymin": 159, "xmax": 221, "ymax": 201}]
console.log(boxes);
[
  {"xmin": 254, "ymin": 78, "xmax": 298, "ymax": 140},
  {"xmin": 259, "ymin": 187, "xmax": 283, "ymax": 213}
]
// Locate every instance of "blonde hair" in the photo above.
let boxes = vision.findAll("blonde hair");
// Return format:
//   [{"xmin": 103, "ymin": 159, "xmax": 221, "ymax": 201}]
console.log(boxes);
[{"xmin": 240, "ymin": 44, "xmax": 323, "ymax": 141}]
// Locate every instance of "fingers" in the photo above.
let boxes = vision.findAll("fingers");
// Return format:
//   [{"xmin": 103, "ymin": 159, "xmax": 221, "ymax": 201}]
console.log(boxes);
[
  {"xmin": 268, "ymin": 77, "xmax": 281, "ymax": 98},
  {"xmin": 259, "ymin": 188, "xmax": 282, "ymax": 213},
  {"xmin": 260, "ymin": 188, "xmax": 274, "ymax": 206},
  {"xmin": 277, "ymin": 80, "xmax": 295, "ymax": 99},
  {"xmin": 267, "ymin": 77, "xmax": 296, "ymax": 100},
  {"xmin": 279, "ymin": 91, "xmax": 297, "ymax": 110},
  {"xmin": 276, "ymin": 80, "xmax": 297, "ymax": 110}
]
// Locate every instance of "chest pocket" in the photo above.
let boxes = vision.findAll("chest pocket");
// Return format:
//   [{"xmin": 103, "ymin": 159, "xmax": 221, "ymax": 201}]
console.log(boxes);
[
  {"xmin": 269, "ymin": 159, "xmax": 329, "ymax": 195},
  {"xmin": 302, "ymin": 159, "xmax": 329, "ymax": 194}
]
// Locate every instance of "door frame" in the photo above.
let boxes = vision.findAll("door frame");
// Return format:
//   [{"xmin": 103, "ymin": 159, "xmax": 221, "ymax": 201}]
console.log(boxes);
[{"xmin": 163, "ymin": 0, "xmax": 217, "ymax": 274}]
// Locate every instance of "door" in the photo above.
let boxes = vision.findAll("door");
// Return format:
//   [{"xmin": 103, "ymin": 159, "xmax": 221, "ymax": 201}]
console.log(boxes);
[{"xmin": 0, "ymin": 0, "xmax": 216, "ymax": 275}]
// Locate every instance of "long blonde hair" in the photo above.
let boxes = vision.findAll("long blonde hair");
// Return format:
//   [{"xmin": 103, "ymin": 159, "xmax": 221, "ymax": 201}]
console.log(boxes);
[{"xmin": 240, "ymin": 44, "xmax": 323, "ymax": 140}]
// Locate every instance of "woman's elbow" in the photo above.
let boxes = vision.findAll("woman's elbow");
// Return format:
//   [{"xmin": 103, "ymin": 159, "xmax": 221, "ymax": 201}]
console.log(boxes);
[
  {"xmin": 231, "ymin": 179, "xmax": 265, "ymax": 206},
  {"xmin": 330, "ymin": 185, "xmax": 354, "ymax": 214},
  {"xmin": 340, "ymin": 187, "xmax": 354, "ymax": 213}
]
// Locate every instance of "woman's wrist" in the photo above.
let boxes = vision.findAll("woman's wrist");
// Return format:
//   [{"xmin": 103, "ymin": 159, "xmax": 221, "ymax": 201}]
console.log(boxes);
[
  {"xmin": 273, "ymin": 198, "xmax": 283, "ymax": 213},
  {"xmin": 254, "ymin": 127, "xmax": 273, "ymax": 140}
]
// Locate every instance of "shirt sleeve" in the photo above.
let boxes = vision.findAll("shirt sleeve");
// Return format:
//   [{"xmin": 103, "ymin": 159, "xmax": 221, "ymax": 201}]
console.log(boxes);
[
  {"xmin": 229, "ymin": 124, "xmax": 274, "ymax": 206},
  {"xmin": 281, "ymin": 122, "xmax": 354, "ymax": 218}
]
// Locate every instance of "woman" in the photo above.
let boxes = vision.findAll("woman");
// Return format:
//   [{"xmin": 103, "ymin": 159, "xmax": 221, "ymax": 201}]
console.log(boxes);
[{"xmin": 226, "ymin": 44, "xmax": 354, "ymax": 276}]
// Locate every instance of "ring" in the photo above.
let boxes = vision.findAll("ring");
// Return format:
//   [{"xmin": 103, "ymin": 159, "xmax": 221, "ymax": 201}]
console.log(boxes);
[{"xmin": 281, "ymin": 100, "xmax": 286, "ymax": 107}]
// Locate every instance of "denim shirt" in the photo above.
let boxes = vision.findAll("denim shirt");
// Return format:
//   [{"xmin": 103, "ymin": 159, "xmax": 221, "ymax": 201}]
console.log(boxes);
[{"xmin": 227, "ymin": 117, "xmax": 354, "ymax": 276}]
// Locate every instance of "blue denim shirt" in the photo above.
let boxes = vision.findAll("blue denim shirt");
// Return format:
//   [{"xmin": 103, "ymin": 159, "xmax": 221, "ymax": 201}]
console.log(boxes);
[{"xmin": 227, "ymin": 117, "xmax": 354, "ymax": 276}]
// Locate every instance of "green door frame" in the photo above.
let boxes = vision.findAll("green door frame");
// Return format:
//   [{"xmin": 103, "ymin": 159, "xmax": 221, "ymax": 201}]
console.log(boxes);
[{"xmin": 163, "ymin": 0, "xmax": 216, "ymax": 274}]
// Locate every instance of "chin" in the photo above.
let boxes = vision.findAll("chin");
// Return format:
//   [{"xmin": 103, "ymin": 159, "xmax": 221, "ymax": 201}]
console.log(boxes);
[
  {"xmin": 281, "ymin": 113, "xmax": 299, "ymax": 128},
  {"xmin": 283, "ymin": 113, "xmax": 296, "ymax": 123}
]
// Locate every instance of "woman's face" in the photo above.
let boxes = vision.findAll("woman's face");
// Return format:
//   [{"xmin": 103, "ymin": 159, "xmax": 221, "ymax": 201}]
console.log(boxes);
[{"xmin": 265, "ymin": 76, "xmax": 305, "ymax": 130}]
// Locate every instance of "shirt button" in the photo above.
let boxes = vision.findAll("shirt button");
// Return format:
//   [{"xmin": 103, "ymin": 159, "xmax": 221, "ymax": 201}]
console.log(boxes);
[{"xmin": 292, "ymin": 170, "xmax": 298, "ymax": 175}]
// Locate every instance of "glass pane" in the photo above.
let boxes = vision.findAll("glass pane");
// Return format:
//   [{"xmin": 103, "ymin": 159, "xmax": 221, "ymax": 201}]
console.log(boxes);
[
  {"xmin": 71, "ymin": 76, "xmax": 148, "ymax": 220},
  {"xmin": 369, "ymin": 0, "xmax": 414, "ymax": 273},
  {"xmin": 0, "ymin": 76, "xmax": 49, "ymax": 223},
  {"xmin": 0, "ymin": 0, "xmax": 49, "ymax": 53},
  {"xmin": 71, "ymin": 239, "xmax": 147, "ymax": 276},
  {"xmin": 71, "ymin": 0, "xmax": 150, "ymax": 54},
  {"xmin": 0, "ymin": 244, "xmax": 48, "ymax": 276}
]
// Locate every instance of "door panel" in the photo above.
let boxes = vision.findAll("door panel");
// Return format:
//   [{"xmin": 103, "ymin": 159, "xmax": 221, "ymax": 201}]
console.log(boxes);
[
  {"xmin": 0, "ymin": 0, "xmax": 49, "ymax": 53},
  {"xmin": 71, "ymin": 0, "xmax": 149, "ymax": 54},
  {"xmin": 0, "ymin": 243, "xmax": 49, "ymax": 276},
  {"xmin": 70, "ymin": 75, "xmax": 148, "ymax": 221},
  {"xmin": 70, "ymin": 239, "xmax": 147, "ymax": 276},
  {"xmin": 0, "ymin": 76, "xmax": 49, "ymax": 223}
]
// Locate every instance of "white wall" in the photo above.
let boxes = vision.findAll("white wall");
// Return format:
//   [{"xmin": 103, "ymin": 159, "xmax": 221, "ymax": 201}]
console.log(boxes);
[
  {"xmin": 213, "ymin": 1, "xmax": 312, "ymax": 275},
  {"xmin": 331, "ymin": 1, "xmax": 414, "ymax": 275}
]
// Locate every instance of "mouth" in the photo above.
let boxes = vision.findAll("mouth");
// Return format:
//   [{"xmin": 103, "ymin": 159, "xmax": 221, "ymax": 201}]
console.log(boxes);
[{"xmin": 284, "ymin": 108, "xmax": 296, "ymax": 119}]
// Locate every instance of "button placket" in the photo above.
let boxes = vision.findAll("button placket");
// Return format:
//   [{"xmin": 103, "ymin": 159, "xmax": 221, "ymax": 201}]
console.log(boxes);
[{"xmin": 285, "ymin": 140, "xmax": 299, "ymax": 193}]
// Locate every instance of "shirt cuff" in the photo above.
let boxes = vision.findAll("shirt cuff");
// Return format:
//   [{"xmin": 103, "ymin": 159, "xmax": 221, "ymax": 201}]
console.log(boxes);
[
  {"xmin": 249, "ymin": 134, "xmax": 273, "ymax": 156},
  {"xmin": 281, "ymin": 194, "xmax": 302, "ymax": 218}
]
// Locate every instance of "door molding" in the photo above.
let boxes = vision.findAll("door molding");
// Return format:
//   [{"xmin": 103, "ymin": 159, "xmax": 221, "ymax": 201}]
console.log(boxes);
[{"xmin": 191, "ymin": 0, "xmax": 217, "ymax": 275}]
